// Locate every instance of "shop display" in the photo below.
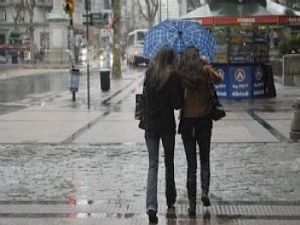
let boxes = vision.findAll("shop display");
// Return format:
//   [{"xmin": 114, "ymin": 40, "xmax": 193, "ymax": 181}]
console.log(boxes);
[{"xmin": 213, "ymin": 26, "xmax": 270, "ymax": 64}]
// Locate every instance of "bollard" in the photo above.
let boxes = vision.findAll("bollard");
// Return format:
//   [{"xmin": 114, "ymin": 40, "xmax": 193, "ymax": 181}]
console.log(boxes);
[
  {"xmin": 69, "ymin": 69, "xmax": 80, "ymax": 102},
  {"xmin": 290, "ymin": 97, "xmax": 300, "ymax": 141}
]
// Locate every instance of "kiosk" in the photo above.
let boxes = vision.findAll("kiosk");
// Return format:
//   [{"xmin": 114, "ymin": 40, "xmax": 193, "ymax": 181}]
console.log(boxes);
[{"xmin": 182, "ymin": 1, "xmax": 300, "ymax": 99}]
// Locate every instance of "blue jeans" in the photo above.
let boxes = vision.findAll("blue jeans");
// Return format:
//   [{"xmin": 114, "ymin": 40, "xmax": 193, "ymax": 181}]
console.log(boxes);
[{"xmin": 145, "ymin": 131, "xmax": 177, "ymax": 213}]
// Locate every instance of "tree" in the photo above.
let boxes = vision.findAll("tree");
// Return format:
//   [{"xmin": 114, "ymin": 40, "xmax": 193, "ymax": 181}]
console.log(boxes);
[
  {"xmin": 186, "ymin": 0, "xmax": 201, "ymax": 10},
  {"xmin": 111, "ymin": 0, "xmax": 121, "ymax": 79},
  {"xmin": 24, "ymin": 0, "xmax": 36, "ymax": 64},
  {"xmin": 137, "ymin": 0, "xmax": 159, "ymax": 28},
  {"xmin": 279, "ymin": 34, "xmax": 300, "ymax": 55},
  {"xmin": 10, "ymin": 0, "xmax": 25, "ymax": 28}
]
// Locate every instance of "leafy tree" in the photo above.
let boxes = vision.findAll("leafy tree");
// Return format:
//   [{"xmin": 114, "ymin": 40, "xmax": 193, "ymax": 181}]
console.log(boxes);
[{"xmin": 279, "ymin": 34, "xmax": 300, "ymax": 55}]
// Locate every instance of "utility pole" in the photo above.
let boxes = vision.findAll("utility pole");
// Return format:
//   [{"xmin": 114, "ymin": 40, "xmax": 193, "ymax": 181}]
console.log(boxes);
[
  {"xmin": 160, "ymin": 0, "xmax": 162, "ymax": 22},
  {"xmin": 85, "ymin": 0, "xmax": 91, "ymax": 109},
  {"xmin": 167, "ymin": 0, "xmax": 169, "ymax": 19}
]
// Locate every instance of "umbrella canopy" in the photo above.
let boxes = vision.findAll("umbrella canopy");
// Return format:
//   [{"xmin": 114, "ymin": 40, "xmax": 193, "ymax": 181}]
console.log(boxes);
[{"xmin": 143, "ymin": 19, "xmax": 216, "ymax": 62}]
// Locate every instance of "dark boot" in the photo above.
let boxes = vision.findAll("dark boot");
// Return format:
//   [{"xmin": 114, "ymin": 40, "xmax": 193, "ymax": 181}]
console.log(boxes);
[
  {"xmin": 201, "ymin": 171, "xmax": 210, "ymax": 207},
  {"xmin": 188, "ymin": 201, "xmax": 196, "ymax": 216},
  {"xmin": 148, "ymin": 210, "xmax": 158, "ymax": 224},
  {"xmin": 186, "ymin": 178, "xmax": 196, "ymax": 216}
]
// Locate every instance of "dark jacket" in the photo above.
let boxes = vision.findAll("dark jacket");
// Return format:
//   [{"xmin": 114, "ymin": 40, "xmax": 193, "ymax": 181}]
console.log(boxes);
[{"xmin": 142, "ymin": 68, "xmax": 183, "ymax": 135}]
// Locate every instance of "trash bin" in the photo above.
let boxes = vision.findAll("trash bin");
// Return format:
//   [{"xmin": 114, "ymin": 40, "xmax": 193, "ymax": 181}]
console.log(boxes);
[
  {"xmin": 100, "ymin": 68, "xmax": 110, "ymax": 91},
  {"xmin": 264, "ymin": 64, "xmax": 276, "ymax": 98},
  {"xmin": 69, "ymin": 69, "xmax": 80, "ymax": 93}
]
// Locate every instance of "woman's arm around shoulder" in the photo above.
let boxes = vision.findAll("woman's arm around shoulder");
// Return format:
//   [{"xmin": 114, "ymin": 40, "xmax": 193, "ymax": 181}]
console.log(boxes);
[{"xmin": 203, "ymin": 64, "xmax": 222, "ymax": 85}]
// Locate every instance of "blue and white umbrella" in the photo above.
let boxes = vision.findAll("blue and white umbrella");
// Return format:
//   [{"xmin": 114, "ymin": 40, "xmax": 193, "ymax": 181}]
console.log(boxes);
[{"xmin": 143, "ymin": 19, "xmax": 216, "ymax": 62}]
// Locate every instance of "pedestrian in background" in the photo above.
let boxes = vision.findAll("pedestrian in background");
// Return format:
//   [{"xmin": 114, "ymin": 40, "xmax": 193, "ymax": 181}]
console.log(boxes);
[
  {"xmin": 141, "ymin": 46, "xmax": 183, "ymax": 224},
  {"xmin": 178, "ymin": 46, "xmax": 222, "ymax": 216}
]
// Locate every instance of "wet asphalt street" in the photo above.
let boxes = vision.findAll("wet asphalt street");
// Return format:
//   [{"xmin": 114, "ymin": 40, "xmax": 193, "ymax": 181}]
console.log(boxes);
[{"xmin": 0, "ymin": 63, "xmax": 299, "ymax": 224}]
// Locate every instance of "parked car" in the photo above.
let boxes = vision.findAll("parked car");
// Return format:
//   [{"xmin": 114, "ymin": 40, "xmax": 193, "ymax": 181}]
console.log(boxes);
[{"xmin": 0, "ymin": 55, "xmax": 7, "ymax": 64}]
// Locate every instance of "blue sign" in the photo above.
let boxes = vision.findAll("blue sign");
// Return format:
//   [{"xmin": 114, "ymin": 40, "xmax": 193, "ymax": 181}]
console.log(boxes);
[
  {"xmin": 214, "ymin": 65, "xmax": 229, "ymax": 99},
  {"xmin": 228, "ymin": 67, "xmax": 252, "ymax": 99},
  {"xmin": 252, "ymin": 66, "xmax": 265, "ymax": 97}
]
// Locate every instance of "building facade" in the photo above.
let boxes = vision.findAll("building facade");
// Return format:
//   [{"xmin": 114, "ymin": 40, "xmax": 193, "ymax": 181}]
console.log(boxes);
[{"xmin": 0, "ymin": 0, "xmax": 188, "ymax": 63}]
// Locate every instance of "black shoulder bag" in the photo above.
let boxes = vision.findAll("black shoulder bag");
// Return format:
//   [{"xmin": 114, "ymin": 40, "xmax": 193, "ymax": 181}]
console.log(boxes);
[
  {"xmin": 135, "ymin": 76, "xmax": 147, "ymax": 129},
  {"xmin": 208, "ymin": 81, "xmax": 226, "ymax": 121}
]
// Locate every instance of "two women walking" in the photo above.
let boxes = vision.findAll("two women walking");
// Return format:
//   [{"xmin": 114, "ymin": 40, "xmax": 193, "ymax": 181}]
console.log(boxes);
[{"xmin": 140, "ymin": 46, "xmax": 222, "ymax": 223}]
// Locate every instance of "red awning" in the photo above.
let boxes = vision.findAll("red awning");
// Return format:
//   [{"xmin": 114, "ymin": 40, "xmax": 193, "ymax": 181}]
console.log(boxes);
[
  {"xmin": 0, "ymin": 44, "xmax": 30, "ymax": 50},
  {"xmin": 194, "ymin": 15, "xmax": 300, "ymax": 26}
]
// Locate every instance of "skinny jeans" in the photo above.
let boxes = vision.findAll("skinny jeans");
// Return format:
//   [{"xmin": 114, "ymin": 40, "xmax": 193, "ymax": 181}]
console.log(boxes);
[
  {"xmin": 180, "ymin": 117, "xmax": 212, "ymax": 201},
  {"xmin": 145, "ymin": 131, "xmax": 176, "ymax": 213}
]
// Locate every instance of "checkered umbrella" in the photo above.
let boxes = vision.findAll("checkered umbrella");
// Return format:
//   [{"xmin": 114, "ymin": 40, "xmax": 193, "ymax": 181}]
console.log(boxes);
[{"xmin": 143, "ymin": 19, "xmax": 216, "ymax": 62}]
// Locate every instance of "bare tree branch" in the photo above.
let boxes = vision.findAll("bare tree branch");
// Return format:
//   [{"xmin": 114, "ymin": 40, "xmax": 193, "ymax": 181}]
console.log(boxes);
[
  {"xmin": 10, "ymin": 0, "xmax": 25, "ymax": 27},
  {"xmin": 187, "ymin": 0, "xmax": 201, "ymax": 9},
  {"xmin": 137, "ymin": 0, "xmax": 159, "ymax": 27}
]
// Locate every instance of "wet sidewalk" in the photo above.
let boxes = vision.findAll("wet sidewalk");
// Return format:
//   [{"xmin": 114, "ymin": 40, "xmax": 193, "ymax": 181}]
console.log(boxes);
[
  {"xmin": 0, "ymin": 65, "xmax": 299, "ymax": 224},
  {"xmin": 0, "ymin": 142, "xmax": 299, "ymax": 225}
]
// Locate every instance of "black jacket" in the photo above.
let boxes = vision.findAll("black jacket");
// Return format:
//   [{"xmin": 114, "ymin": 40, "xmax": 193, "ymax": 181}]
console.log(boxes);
[{"xmin": 142, "ymin": 69, "xmax": 183, "ymax": 135}]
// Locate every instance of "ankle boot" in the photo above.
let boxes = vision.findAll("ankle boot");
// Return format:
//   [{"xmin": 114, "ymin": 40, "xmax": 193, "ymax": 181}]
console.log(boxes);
[
  {"xmin": 201, "ymin": 192, "xmax": 210, "ymax": 207},
  {"xmin": 201, "ymin": 171, "xmax": 210, "ymax": 207},
  {"xmin": 186, "ymin": 178, "xmax": 197, "ymax": 216},
  {"xmin": 188, "ymin": 201, "xmax": 196, "ymax": 216}
]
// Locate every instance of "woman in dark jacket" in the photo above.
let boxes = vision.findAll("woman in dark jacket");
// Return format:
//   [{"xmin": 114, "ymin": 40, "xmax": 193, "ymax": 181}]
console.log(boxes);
[
  {"xmin": 179, "ymin": 46, "xmax": 222, "ymax": 216},
  {"xmin": 142, "ymin": 46, "xmax": 183, "ymax": 224}
]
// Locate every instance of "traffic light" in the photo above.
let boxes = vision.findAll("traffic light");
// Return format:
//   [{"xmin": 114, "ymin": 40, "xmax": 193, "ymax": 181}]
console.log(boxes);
[{"xmin": 64, "ymin": 0, "xmax": 75, "ymax": 24}]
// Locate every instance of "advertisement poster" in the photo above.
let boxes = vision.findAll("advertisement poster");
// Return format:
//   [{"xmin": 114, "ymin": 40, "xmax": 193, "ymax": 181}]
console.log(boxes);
[
  {"xmin": 228, "ymin": 66, "xmax": 252, "ymax": 99},
  {"xmin": 252, "ymin": 66, "xmax": 265, "ymax": 97},
  {"xmin": 214, "ymin": 65, "xmax": 229, "ymax": 99}
]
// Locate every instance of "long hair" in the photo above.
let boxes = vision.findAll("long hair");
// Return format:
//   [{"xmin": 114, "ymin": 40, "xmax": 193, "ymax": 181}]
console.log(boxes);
[
  {"xmin": 179, "ymin": 46, "xmax": 205, "ymax": 91},
  {"xmin": 148, "ymin": 46, "xmax": 177, "ymax": 90}
]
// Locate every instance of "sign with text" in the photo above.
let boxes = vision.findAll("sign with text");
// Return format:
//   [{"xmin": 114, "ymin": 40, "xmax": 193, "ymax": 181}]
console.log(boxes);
[
  {"xmin": 252, "ymin": 66, "xmax": 265, "ymax": 97},
  {"xmin": 228, "ymin": 66, "xmax": 252, "ymax": 99},
  {"xmin": 214, "ymin": 65, "xmax": 229, "ymax": 99}
]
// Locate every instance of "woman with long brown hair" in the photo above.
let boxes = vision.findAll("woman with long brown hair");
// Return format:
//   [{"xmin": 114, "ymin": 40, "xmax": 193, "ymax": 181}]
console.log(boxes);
[
  {"xmin": 141, "ymin": 46, "xmax": 183, "ymax": 223},
  {"xmin": 179, "ymin": 46, "xmax": 222, "ymax": 216}
]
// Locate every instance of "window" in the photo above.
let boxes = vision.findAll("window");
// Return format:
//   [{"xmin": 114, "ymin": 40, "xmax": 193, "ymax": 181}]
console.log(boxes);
[
  {"xmin": 0, "ymin": 9, "xmax": 6, "ymax": 22},
  {"xmin": 128, "ymin": 35, "xmax": 134, "ymax": 46},
  {"xmin": 137, "ymin": 32, "xmax": 145, "ymax": 43}
]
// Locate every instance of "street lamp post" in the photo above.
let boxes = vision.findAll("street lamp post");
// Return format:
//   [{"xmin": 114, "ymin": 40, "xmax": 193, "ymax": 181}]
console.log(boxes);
[
  {"xmin": 85, "ymin": 0, "xmax": 91, "ymax": 109},
  {"xmin": 167, "ymin": 0, "xmax": 169, "ymax": 19},
  {"xmin": 160, "ymin": 0, "xmax": 162, "ymax": 22}
]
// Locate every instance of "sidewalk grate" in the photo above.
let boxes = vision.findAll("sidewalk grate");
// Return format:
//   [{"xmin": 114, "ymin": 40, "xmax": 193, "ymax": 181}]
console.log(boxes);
[{"xmin": 0, "ymin": 201, "xmax": 299, "ymax": 220}]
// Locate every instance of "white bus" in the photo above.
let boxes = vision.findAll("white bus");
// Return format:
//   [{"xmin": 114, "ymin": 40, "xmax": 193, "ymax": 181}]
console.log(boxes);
[{"xmin": 125, "ymin": 29, "xmax": 149, "ymax": 66}]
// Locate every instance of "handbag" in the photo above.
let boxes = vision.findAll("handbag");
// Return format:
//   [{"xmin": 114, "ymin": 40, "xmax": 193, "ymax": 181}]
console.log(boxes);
[
  {"xmin": 208, "ymin": 82, "xmax": 226, "ymax": 121},
  {"xmin": 135, "ymin": 93, "xmax": 144, "ymax": 120}
]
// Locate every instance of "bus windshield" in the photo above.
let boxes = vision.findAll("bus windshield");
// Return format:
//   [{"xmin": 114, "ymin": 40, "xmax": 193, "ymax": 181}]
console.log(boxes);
[{"xmin": 137, "ymin": 31, "xmax": 145, "ymax": 44}]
